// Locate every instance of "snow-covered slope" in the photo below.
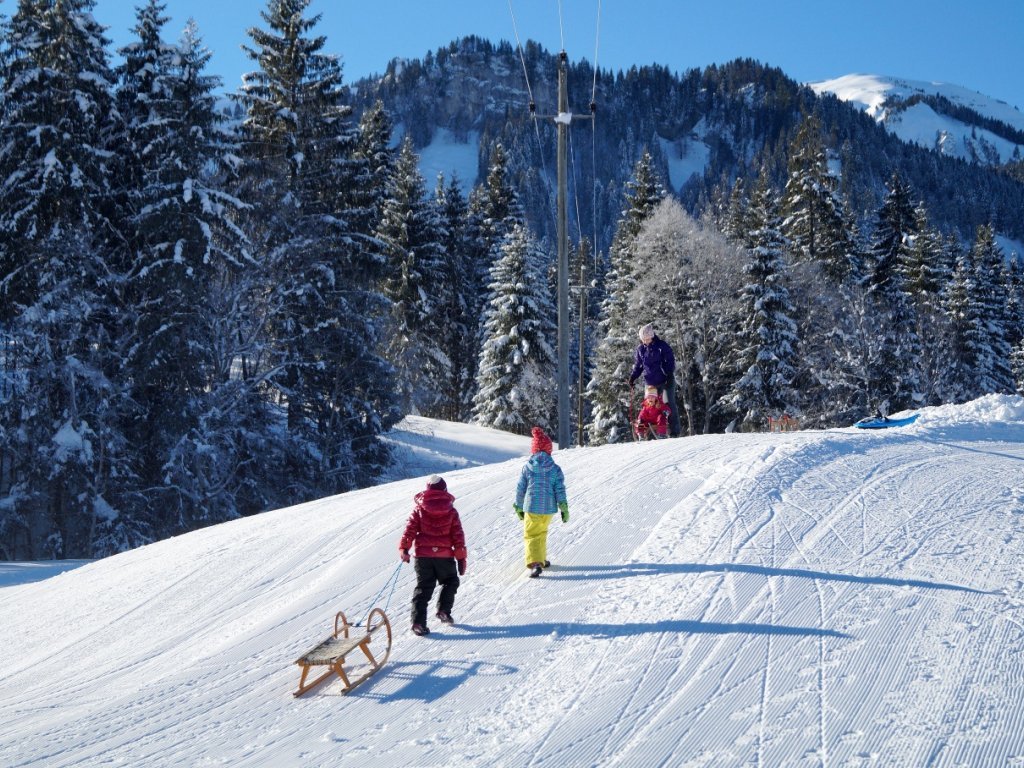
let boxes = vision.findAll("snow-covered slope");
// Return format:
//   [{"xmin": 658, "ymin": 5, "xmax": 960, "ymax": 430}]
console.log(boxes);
[
  {"xmin": 395, "ymin": 126, "xmax": 480, "ymax": 196},
  {"xmin": 809, "ymin": 73, "xmax": 1024, "ymax": 165},
  {"xmin": 3, "ymin": 397, "xmax": 1024, "ymax": 766},
  {"xmin": 378, "ymin": 414, "xmax": 532, "ymax": 483},
  {"xmin": 659, "ymin": 131, "xmax": 711, "ymax": 194}
]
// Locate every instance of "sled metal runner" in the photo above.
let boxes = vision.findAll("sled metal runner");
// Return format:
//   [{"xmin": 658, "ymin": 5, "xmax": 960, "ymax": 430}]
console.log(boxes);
[
  {"xmin": 635, "ymin": 423, "xmax": 666, "ymax": 441},
  {"xmin": 293, "ymin": 607, "xmax": 392, "ymax": 696}
]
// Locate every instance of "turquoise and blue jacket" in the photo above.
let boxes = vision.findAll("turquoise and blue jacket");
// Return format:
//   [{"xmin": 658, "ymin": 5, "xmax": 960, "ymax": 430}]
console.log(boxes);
[{"xmin": 515, "ymin": 451, "xmax": 567, "ymax": 515}]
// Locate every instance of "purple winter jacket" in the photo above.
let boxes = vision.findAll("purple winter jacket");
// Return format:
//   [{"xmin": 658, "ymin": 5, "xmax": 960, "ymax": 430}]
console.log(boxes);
[{"xmin": 629, "ymin": 335, "xmax": 675, "ymax": 387}]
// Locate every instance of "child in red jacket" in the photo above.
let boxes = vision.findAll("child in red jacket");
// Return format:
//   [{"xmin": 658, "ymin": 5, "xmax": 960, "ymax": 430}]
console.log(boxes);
[
  {"xmin": 399, "ymin": 475, "xmax": 467, "ymax": 636},
  {"xmin": 635, "ymin": 385, "xmax": 670, "ymax": 440}
]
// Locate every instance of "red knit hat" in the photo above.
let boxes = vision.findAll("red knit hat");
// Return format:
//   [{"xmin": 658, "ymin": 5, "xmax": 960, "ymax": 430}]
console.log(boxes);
[
  {"xmin": 531, "ymin": 426, "xmax": 553, "ymax": 454},
  {"xmin": 426, "ymin": 474, "xmax": 446, "ymax": 491}
]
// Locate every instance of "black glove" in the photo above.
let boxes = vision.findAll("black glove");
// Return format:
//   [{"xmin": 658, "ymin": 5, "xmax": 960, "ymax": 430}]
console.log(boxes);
[{"xmin": 457, "ymin": 558, "xmax": 467, "ymax": 576}]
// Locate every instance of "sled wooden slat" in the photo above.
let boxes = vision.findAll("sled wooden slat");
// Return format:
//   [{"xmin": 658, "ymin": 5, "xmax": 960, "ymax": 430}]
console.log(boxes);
[
  {"xmin": 297, "ymin": 634, "xmax": 366, "ymax": 665},
  {"xmin": 293, "ymin": 607, "xmax": 392, "ymax": 697}
]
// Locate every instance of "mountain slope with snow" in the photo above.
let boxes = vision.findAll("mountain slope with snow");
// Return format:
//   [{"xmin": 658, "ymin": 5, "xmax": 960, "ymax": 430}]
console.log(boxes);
[
  {"xmin": 809, "ymin": 73, "xmax": 1024, "ymax": 165},
  {"xmin": 3, "ymin": 397, "xmax": 1024, "ymax": 767}
]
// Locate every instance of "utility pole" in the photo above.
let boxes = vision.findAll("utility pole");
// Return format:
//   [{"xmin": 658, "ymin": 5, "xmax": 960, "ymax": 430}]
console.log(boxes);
[
  {"xmin": 577, "ymin": 250, "xmax": 588, "ymax": 448},
  {"xmin": 547, "ymin": 50, "xmax": 592, "ymax": 450},
  {"xmin": 555, "ymin": 52, "xmax": 570, "ymax": 450}
]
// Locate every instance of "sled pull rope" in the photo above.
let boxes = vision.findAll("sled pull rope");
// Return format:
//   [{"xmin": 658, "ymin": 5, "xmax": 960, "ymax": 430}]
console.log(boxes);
[
  {"xmin": 355, "ymin": 561, "xmax": 404, "ymax": 627},
  {"xmin": 591, "ymin": 0, "xmax": 602, "ymax": 102},
  {"xmin": 506, "ymin": 0, "xmax": 538, "ymax": 111},
  {"xmin": 557, "ymin": 0, "xmax": 566, "ymax": 51},
  {"xmin": 506, "ymin": 0, "xmax": 555, "ymax": 228}
]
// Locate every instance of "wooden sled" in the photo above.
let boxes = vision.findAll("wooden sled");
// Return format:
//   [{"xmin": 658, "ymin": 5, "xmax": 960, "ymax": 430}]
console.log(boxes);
[{"xmin": 293, "ymin": 607, "xmax": 392, "ymax": 697}]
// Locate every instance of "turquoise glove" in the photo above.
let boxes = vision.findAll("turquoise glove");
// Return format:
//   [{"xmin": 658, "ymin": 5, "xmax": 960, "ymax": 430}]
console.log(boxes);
[
  {"xmin": 558, "ymin": 502, "xmax": 569, "ymax": 523},
  {"xmin": 513, "ymin": 504, "xmax": 524, "ymax": 520}
]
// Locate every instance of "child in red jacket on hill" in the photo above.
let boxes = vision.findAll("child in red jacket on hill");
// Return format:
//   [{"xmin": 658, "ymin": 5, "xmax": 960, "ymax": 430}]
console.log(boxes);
[
  {"xmin": 399, "ymin": 474, "xmax": 467, "ymax": 636},
  {"xmin": 635, "ymin": 385, "xmax": 670, "ymax": 440}
]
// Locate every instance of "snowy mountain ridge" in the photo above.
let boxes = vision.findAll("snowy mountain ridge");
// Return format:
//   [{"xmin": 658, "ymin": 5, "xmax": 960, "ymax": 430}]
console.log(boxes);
[
  {"xmin": 359, "ymin": 43, "xmax": 1024, "ymax": 257},
  {"xmin": 809, "ymin": 73, "xmax": 1024, "ymax": 165},
  {"xmin": 3, "ymin": 397, "xmax": 1024, "ymax": 766}
]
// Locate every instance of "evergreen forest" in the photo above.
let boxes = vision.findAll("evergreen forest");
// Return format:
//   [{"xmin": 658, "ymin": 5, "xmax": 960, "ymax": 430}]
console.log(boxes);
[{"xmin": 2, "ymin": 1, "xmax": 1023, "ymax": 559}]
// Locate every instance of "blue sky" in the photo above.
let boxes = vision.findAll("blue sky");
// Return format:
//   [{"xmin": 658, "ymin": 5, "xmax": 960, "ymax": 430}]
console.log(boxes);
[{"xmin": 90, "ymin": 0, "xmax": 1024, "ymax": 112}]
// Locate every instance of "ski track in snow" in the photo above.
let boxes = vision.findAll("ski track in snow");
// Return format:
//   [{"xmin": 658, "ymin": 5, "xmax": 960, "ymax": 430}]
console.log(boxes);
[{"xmin": 3, "ymin": 404, "xmax": 1024, "ymax": 767}]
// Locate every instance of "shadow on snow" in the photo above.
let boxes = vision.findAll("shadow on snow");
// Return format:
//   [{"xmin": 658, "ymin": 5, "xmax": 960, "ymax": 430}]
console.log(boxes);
[
  {"xmin": 544, "ymin": 562, "xmax": 997, "ymax": 595},
  {"xmin": 447, "ymin": 619, "xmax": 849, "ymax": 641},
  {"xmin": 351, "ymin": 659, "xmax": 519, "ymax": 703},
  {"xmin": 348, "ymin": 620, "xmax": 845, "ymax": 703}
]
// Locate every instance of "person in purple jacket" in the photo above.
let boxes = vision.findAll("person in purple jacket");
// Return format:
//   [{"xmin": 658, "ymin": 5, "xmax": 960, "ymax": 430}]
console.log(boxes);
[{"xmin": 628, "ymin": 323, "xmax": 682, "ymax": 438}]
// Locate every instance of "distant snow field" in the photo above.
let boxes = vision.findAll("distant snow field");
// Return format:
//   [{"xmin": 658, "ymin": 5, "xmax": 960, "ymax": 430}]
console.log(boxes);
[
  {"xmin": 659, "ymin": 133, "xmax": 711, "ymax": 193},
  {"xmin": 3, "ymin": 396, "xmax": 1024, "ymax": 766},
  {"xmin": 810, "ymin": 73, "xmax": 1024, "ymax": 165},
  {"xmin": 401, "ymin": 126, "xmax": 480, "ymax": 195}
]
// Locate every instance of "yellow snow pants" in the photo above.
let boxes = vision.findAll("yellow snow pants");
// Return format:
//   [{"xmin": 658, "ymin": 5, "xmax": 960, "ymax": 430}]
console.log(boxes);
[{"xmin": 523, "ymin": 513, "xmax": 552, "ymax": 566}]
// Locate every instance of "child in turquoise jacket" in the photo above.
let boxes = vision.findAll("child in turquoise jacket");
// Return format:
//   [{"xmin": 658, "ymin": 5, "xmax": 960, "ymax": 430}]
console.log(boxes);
[{"xmin": 514, "ymin": 427, "xmax": 569, "ymax": 578}]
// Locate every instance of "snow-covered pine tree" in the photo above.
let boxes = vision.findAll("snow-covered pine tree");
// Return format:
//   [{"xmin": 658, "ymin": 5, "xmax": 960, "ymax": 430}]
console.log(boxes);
[
  {"xmin": 461, "ymin": 142, "xmax": 527, "ymax": 409},
  {"xmin": 0, "ymin": 0, "xmax": 123, "ymax": 304},
  {"xmin": 116, "ymin": 6, "xmax": 204, "ymax": 466},
  {"xmin": 116, "ymin": 2, "xmax": 201, "ymax": 522},
  {"xmin": 902, "ymin": 204, "xmax": 950, "ymax": 307},
  {"xmin": 0, "ymin": 230, "xmax": 146, "ymax": 560},
  {"xmin": 1012, "ymin": 340, "xmax": 1024, "ymax": 396},
  {"xmin": 115, "ymin": 0, "xmax": 176, "ymax": 203},
  {"xmin": 965, "ymin": 223, "xmax": 1014, "ymax": 395},
  {"xmin": 0, "ymin": 0, "xmax": 140, "ymax": 558},
  {"xmin": 586, "ymin": 149, "xmax": 665, "ymax": 444},
  {"xmin": 377, "ymin": 136, "xmax": 449, "ymax": 414},
  {"xmin": 1010, "ymin": 255, "xmax": 1024, "ymax": 398},
  {"xmin": 434, "ymin": 173, "xmax": 476, "ymax": 421},
  {"xmin": 722, "ymin": 171, "xmax": 800, "ymax": 431},
  {"xmin": 901, "ymin": 203, "xmax": 952, "ymax": 405},
  {"xmin": 781, "ymin": 113, "xmax": 855, "ymax": 283},
  {"xmin": 864, "ymin": 172, "xmax": 922, "ymax": 412},
  {"xmin": 238, "ymin": 0, "xmax": 398, "ymax": 495},
  {"xmin": 354, "ymin": 99, "xmax": 396, "ymax": 236},
  {"xmin": 866, "ymin": 173, "xmax": 917, "ymax": 297},
  {"xmin": 472, "ymin": 224, "xmax": 557, "ymax": 435},
  {"xmin": 1004, "ymin": 254, "xmax": 1024, "ymax": 354},
  {"xmin": 467, "ymin": 142, "xmax": 525, "ymax": 290},
  {"xmin": 722, "ymin": 176, "xmax": 754, "ymax": 248},
  {"xmin": 941, "ymin": 242, "xmax": 982, "ymax": 402},
  {"xmin": 117, "ymin": 12, "xmax": 290, "ymax": 534}
]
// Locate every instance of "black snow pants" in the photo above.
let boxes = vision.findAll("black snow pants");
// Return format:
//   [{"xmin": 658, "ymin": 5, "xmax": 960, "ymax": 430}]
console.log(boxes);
[{"xmin": 411, "ymin": 557, "xmax": 460, "ymax": 625}]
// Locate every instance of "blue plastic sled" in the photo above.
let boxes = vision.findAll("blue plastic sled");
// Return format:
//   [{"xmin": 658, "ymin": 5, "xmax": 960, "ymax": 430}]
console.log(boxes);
[{"xmin": 853, "ymin": 414, "xmax": 919, "ymax": 429}]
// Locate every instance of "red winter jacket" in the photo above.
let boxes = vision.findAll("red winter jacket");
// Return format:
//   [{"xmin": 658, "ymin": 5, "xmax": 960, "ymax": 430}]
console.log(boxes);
[
  {"xmin": 398, "ymin": 488, "xmax": 468, "ymax": 559},
  {"xmin": 636, "ymin": 396, "xmax": 670, "ymax": 436}
]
